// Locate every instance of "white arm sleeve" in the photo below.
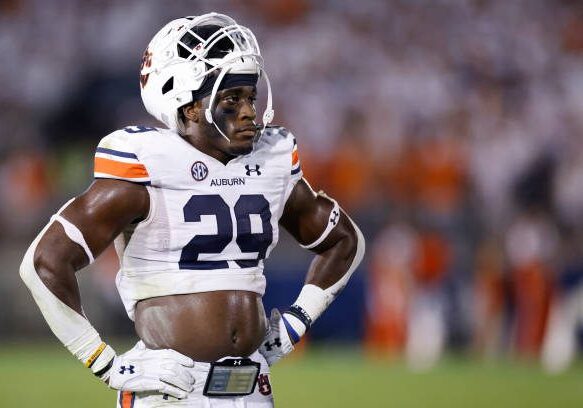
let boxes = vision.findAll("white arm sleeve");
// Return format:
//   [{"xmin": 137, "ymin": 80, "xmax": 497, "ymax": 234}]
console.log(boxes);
[{"xmin": 19, "ymin": 200, "xmax": 115, "ymax": 377}]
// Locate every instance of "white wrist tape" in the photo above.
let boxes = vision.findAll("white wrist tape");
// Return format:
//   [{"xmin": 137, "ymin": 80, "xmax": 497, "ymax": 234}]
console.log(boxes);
[
  {"xmin": 19, "ymin": 199, "xmax": 115, "ymax": 378},
  {"xmin": 300, "ymin": 199, "xmax": 340, "ymax": 249},
  {"xmin": 294, "ymin": 216, "xmax": 365, "ymax": 322}
]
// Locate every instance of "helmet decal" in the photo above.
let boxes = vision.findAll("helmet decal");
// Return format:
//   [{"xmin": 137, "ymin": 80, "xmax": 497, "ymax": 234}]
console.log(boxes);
[{"xmin": 139, "ymin": 50, "xmax": 153, "ymax": 89}]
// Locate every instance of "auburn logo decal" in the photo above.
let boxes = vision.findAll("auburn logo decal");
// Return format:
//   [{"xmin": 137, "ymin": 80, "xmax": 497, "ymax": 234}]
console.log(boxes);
[
  {"xmin": 257, "ymin": 374, "xmax": 272, "ymax": 396},
  {"xmin": 140, "ymin": 49, "xmax": 153, "ymax": 88}
]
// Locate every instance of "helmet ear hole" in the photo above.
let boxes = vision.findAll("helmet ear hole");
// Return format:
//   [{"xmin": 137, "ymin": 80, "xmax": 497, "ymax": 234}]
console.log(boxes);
[{"xmin": 162, "ymin": 77, "xmax": 174, "ymax": 94}]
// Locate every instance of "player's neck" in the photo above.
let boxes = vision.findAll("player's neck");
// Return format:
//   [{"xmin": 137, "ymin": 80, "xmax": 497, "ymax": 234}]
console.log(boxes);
[{"xmin": 181, "ymin": 133, "xmax": 234, "ymax": 165}]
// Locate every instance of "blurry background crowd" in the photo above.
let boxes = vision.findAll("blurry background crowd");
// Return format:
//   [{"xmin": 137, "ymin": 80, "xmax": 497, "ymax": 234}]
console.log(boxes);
[{"xmin": 2, "ymin": 0, "xmax": 583, "ymax": 373}]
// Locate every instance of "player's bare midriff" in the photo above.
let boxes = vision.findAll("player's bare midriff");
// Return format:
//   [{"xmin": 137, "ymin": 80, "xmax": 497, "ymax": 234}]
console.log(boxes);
[{"xmin": 134, "ymin": 290, "xmax": 266, "ymax": 362}]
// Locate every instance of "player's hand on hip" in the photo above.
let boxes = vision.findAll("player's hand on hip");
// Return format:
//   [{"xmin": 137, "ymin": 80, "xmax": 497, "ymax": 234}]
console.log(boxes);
[
  {"xmin": 259, "ymin": 308, "xmax": 307, "ymax": 366},
  {"xmin": 106, "ymin": 341, "xmax": 195, "ymax": 399}
]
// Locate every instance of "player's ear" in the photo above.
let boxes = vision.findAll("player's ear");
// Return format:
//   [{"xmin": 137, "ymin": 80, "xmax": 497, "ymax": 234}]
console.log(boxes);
[{"xmin": 182, "ymin": 101, "xmax": 202, "ymax": 123}]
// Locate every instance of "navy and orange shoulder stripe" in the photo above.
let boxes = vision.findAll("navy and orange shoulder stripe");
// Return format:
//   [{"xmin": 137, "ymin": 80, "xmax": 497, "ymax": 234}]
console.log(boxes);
[
  {"xmin": 94, "ymin": 147, "xmax": 151, "ymax": 185},
  {"xmin": 291, "ymin": 137, "xmax": 301, "ymax": 175}
]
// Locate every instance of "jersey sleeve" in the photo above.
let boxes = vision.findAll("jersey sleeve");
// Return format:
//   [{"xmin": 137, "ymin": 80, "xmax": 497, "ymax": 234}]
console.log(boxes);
[
  {"xmin": 284, "ymin": 132, "xmax": 303, "ymax": 203},
  {"xmin": 291, "ymin": 137, "xmax": 302, "ymax": 179},
  {"xmin": 93, "ymin": 129, "xmax": 151, "ymax": 185}
]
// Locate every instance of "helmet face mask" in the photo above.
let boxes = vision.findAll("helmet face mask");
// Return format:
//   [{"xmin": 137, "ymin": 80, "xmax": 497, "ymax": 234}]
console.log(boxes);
[{"xmin": 140, "ymin": 13, "xmax": 273, "ymax": 133}]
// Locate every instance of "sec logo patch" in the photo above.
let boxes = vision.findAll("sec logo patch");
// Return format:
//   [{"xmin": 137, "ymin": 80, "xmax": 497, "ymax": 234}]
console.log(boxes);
[{"xmin": 191, "ymin": 161, "xmax": 209, "ymax": 181}]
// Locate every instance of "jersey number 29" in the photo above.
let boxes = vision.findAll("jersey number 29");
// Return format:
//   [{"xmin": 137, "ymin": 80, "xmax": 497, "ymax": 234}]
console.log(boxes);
[{"xmin": 179, "ymin": 194, "xmax": 273, "ymax": 270}]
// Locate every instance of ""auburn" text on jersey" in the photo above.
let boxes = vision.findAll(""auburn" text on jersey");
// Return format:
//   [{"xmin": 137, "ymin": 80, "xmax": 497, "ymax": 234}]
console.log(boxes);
[{"xmin": 210, "ymin": 177, "xmax": 246, "ymax": 187}]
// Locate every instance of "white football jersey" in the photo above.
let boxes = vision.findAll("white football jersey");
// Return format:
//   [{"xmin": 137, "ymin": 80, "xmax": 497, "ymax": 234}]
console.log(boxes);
[{"xmin": 93, "ymin": 125, "xmax": 303, "ymax": 320}]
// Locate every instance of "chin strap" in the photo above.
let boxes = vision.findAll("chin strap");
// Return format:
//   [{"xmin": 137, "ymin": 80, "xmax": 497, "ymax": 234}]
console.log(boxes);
[
  {"xmin": 205, "ymin": 67, "xmax": 231, "ymax": 142},
  {"xmin": 260, "ymin": 69, "xmax": 274, "ymax": 125}
]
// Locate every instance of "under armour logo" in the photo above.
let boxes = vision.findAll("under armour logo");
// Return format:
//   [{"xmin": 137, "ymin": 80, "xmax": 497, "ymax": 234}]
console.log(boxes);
[
  {"xmin": 234, "ymin": 360, "xmax": 242, "ymax": 366},
  {"xmin": 245, "ymin": 164, "xmax": 261, "ymax": 176},
  {"xmin": 263, "ymin": 338, "xmax": 282, "ymax": 351},
  {"xmin": 330, "ymin": 210, "xmax": 339, "ymax": 225},
  {"xmin": 119, "ymin": 365, "xmax": 135, "ymax": 375}
]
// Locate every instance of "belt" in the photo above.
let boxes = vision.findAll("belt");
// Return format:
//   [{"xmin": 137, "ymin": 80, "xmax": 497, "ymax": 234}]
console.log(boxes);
[{"xmin": 203, "ymin": 358, "xmax": 261, "ymax": 397}]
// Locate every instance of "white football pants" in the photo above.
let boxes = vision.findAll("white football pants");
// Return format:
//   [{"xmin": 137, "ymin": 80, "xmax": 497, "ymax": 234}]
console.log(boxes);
[{"xmin": 116, "ymin": 344, "xmax": 274, "ymax": 408}]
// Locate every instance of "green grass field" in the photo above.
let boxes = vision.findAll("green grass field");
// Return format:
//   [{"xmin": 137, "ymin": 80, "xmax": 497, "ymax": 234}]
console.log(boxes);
[{"xmin": 1, "ymin": 342, "xmax": 582, "ymax": 407}]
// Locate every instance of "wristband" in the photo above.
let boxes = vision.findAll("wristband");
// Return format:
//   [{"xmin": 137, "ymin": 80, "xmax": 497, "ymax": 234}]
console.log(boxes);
[
  {"xmin": 85, "ymin": 342, "xmax": 107, "ymax": 368},
  {"xmin": 90, "ymin": 344, "xmax": 117, "ymax": 380},
  {"xmin": 286, "ymin": 305, "xmax": 312, "ymax": 329},
  {"xmin": 282, "ymin": 304, "xmax": 313, "ymax": 344}
]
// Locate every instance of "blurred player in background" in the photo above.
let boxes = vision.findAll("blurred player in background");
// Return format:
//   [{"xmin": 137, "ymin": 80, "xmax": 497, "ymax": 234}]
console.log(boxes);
[{"xmin": 20, "ymin": 12, "xmax": 364, "ymax": 407}]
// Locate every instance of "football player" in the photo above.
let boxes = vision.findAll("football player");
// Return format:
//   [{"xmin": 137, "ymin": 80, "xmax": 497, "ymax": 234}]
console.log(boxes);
[{"xmin": 20, "ymin": 13, "xmax": 364, "ymax": 407}]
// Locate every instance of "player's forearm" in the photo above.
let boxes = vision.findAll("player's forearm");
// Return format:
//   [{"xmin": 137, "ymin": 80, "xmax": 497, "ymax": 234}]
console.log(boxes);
[
  {"xmin": 304, "ymin": 219, "xmax": 358, "ymax": 290},
  {"xmin": 286, "ymin": 215, "xmax": 364, "ymax": 339},
  {"xmin": 259, "ymin": 216, "xmax": 364, "ymax": 363},
  {"xmin": 20, "ymin": 211, "xmax": 116, "ymax": 379},
  {"xmin": 34, "ymin": 248, "xmax": 83, "ymax": 315},
  {"xmin": 294, "ymin": 215, "xmax": 365, "ymax": 322}
]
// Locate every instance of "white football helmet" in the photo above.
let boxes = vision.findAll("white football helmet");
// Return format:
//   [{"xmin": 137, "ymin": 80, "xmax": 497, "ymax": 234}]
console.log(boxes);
[{"xmin": 139, "ymin": 13, "xmax": 273, "ymax": 134}]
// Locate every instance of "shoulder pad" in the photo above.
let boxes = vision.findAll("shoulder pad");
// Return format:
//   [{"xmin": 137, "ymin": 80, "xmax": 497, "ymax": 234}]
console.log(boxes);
[
  {"xmin": 94, "ymin": 127, "xmax": 154, "ymax": 185},
  {"xmin": 264, "ymin": 125, "xmax": 290, "ymax": 138},
  {"xmin": 258, "ymin": 125, "xmax": 294, "ymax": 148}
]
